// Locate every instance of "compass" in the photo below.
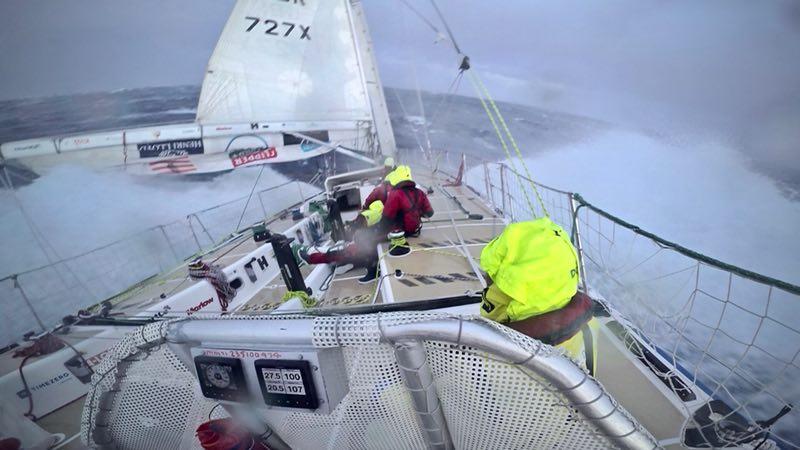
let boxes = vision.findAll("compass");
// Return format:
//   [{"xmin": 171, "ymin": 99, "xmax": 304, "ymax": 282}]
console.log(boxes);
[
  {"xmin": 194, "ymin": 356, "xmax": 246, "ymax": 401},
  {"xmin": 205, "ymin": 364, "xmax": 232, "ymax": 389}
]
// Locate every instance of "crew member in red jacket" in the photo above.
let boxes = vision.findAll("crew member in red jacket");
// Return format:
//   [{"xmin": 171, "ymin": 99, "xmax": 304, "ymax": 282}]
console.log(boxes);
[
  {"xmin": 296, "ymin": 165, "xmax": 434, "ymax": 283},
  {"xmin": 362, "ymin": 157, "xmax": 397, "ymax": 209},
  {"xmin": 380, "ymin": 165, "xmax": 434, "ymax": 236}
]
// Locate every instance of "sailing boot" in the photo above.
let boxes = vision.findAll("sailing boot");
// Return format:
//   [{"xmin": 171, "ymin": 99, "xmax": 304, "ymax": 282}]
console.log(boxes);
[
  {"xmin": 388, "ymin": 230, "xmax": 411, "ymax": 257},
  {"xmin": 290, "ymin": 242, "xmax": 310, "ymax": 267},
  {"xmin": 358, "ymin": 265, "xmax": 378, "ymax": 284}
]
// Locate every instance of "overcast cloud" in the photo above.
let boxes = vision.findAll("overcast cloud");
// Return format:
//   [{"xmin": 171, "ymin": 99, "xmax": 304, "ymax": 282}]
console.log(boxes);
[{"xmin": 1, "ymin": 0, "xmax": 798, "ymax": 175}]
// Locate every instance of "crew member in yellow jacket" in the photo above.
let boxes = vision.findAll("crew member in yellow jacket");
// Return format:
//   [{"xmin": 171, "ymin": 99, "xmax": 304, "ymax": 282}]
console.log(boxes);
[{"xmin": 480, "ymin": 216, "xmax": 598, "ymax": 374}]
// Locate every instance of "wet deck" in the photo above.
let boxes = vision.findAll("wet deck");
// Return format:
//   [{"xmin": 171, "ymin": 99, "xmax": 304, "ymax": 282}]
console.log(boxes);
[
  {"xmin": 324, "ymin": 169, "xmax": 506, "ymax": 305},
  {"xmin": 105, "ymin": 214, "xmax": 303, "ymax": 315}
]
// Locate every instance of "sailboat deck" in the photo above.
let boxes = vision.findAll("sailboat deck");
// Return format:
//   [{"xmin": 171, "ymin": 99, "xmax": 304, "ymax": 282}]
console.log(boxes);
[
  {"xmin": 224, "ymin": 169, "xmax": 504, "ymax": 311},
  {"xmin": 105, "ymin": 214, "xmax": 303, "ymax": 315},
  {"xmin": 318, "ymin": 170, "xmax": 506, "ymax": 305},
  {"xmin": 319, "ymin": 270, "xmax": 379, "ymax": 307},
  {"xmin": 3, "ymin": 167, "xmax": 715, "ymax": 450}
]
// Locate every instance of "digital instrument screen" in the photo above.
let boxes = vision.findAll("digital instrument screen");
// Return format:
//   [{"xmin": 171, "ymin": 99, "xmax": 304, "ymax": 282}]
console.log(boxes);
[
  {"xmin": 254, "ymin": 359, "xmax": 318, "ymax": 409},
  {"xmin": 193, "ymin": 356, "xmax": 247, "ymax": 402}
]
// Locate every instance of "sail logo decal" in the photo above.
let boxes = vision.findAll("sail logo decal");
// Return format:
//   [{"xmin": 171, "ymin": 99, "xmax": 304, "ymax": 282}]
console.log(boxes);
[
  {"xmin": 149, "ymin": 156, "xmax": 197, "ymax": 174},
  {"xmin": 186, "ymin": 298, "xmax": 214, "ymax": 315},
  {"xmin": 138, "ymin": 138, "xmax": 204, "ymax": 158},
  {"xmin": 230, "ymin": 147, "xmax": 278, "ymax": 167},
  {"xmin": 10, "ymin": 143, "xmax": 42, "ymax": 152},
  {"xmin": 16, "ymin": 372, "xmax": 72, "ymax": 398},
  {"xmin": 86, "ymin": 349, "xmax": 112, "ymax": 367},
  {"xmin": 244, "ymin": 17, "xmax": 311, "ymax": 40}
]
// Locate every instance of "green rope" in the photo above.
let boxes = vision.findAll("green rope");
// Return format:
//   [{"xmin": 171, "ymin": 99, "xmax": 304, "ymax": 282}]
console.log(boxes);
[
  {"xmin": 282, "ymin": 290, "xmax": 317, "ymax": 308},
  {"xmin": 465, "ymin": 72, "xmax": 537, "ymax": 218},
  {"xmin": 467, "ymin": 70, "xmax": 550, "ymax": 218},
  {"xmin": 389, "ymin": 234, "xmax": 408, "ymax": 251}
]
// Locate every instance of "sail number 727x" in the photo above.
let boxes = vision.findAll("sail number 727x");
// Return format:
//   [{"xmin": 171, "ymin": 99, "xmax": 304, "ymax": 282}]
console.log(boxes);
[{"xmin": 245, "ymin": 17, "xmax": 311, "ymax": 40}]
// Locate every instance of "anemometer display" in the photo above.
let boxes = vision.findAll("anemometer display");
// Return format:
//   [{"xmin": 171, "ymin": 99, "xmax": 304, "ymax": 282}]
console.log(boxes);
[
  {"xmin": 261, "ymin": 368, "xmax": 306, "ymax": 395},
  {"xmin": 254, "ymin": 359, "xmax": 319, "ymax": 409}
]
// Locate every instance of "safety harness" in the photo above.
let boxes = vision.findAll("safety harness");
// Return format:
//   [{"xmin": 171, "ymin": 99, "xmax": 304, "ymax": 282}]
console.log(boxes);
[{"xmin": 503, "ymin": 291, "xmax": 595, "ymax": 375}]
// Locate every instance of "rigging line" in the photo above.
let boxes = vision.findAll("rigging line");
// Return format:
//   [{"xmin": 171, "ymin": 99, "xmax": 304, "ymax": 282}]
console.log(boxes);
[
  {"xmin": 411, "ymin": 57, "xmax": 433, "ymax": 154},
  {"xmin": 469, "ymin": 70, "xmax": 550, "ymax": 217},
  {"xmin": 391, "ymin": 89, "xmax": 427, "ymax": 157},
  {"xmin": 2, "ymin": 166, "xmax": 59, "ymax": 263},
  {"xmin": 1, "ymin": 165, "xmax": 96, "ymax": 300},
  {"xmin": 444, "ymin": 207, "xmax": 487, "ymax": 288},
  {"xmin": 465, "ymin": 73, "xmax": 537, "ymax": 217},
  {"xmin": 427, "ymin": 72, "xmax": 463, "ymax": 169},
  {"xmin": 398, "ymin": 6, "xmax": 433, "ymax": 162},
  {"xmin": 235, "ymin": 164, "xmax": 267, "ymax": 231},
  {"xmin": 398, "ymin": 0, "xmax": 442, "ymax": 37},
  {"xmin": 429, "ymin": 70, "xmax": 463, "ymax": 127},
  {"xmin": 398, "ymin": 0, "xmax": 549, "ymax": 218},
  {"xmin": 429, "ymin": 0, "xmax": 463, "ymax": 55},
  {"xmin": 12, "ymin": 275, "xmax": 46, "ymax": 330}
]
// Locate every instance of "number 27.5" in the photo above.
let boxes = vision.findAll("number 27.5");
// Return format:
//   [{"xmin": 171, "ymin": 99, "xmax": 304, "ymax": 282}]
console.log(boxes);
[{"xmin": 245, "ymin": 17, "xmax": 310, "ymax": 40}]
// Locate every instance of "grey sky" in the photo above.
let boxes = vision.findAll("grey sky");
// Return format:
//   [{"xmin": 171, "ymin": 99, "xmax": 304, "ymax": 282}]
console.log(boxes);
[
  {"xmin": 1, "ymin": 0, "xmax": 799, "ymax": 173},
  {"xmin": 0, "ymin": 0, "xmax": 232, "ymax": 99}
]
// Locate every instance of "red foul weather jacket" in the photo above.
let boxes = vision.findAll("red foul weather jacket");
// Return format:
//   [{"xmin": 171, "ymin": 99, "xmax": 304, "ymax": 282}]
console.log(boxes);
[
  {"xmin": 382, "ymin": 181, "xmax": 434, "ymax": 234},
  {"xmin": 363, "ymin": 183, "xmax": 392, "ymax": 209}
]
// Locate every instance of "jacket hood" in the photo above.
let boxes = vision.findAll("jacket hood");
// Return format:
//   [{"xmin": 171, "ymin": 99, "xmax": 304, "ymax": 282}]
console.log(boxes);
[
  {"xmin": 386, "ymin": 165, "xmax": 413, "ymax": 186},
  {"xmin": 395, "ymin": 180, "xmax": 417, "ymax": 189}
]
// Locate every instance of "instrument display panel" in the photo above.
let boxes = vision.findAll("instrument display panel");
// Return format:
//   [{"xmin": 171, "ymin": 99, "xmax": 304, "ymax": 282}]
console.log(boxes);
[
  {"xmin": 193, "ymin": 355, "xmax": 248, "ymax": 402},
  {"xmin": 254, "ymin": 359, "xmax": 319, "ymax": 409}
]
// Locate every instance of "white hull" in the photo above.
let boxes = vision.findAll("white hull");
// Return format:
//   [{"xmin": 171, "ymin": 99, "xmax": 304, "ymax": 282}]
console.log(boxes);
[{"xmin": 0, "ymin": 121, "xmax": 376, "ymax": 175}]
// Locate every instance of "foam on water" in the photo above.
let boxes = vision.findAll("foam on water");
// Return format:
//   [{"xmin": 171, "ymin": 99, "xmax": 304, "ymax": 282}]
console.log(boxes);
[
  {"xmin": 0, "ymin": 164, "xmax": 312, "ymax": 279},
  {"xmin": 523, "ymin": 129, "xmax": 800, "ymax": 286},
  {"xmin": 512, "ymin": 130, "xmax": 800, "ymax": 443}
]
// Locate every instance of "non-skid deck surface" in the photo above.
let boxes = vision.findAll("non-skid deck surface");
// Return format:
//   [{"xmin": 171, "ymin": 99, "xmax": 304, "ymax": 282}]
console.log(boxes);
[
  {"xmin": 98, "ymin": 169, "xmax": 503, "ymax": 314},
  {"xmin": 320, "ymin": 269, "xmax": 378, "ymax": 307},
  {"xmin": 324, "ymin": 169, "xmax": 506, "ymax": 305},
  {"xmin": 233, "ymin": 264, "xmax": 315, "ymax": 313},
  {"xmin": 379, "ymin": 220, "xmax": 498, "ymax": 302}
]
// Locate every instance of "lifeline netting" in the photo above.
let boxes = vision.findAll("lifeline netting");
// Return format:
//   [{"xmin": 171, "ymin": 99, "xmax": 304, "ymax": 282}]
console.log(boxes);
[
  {"xmin": 0, "ymin": 180, "xmax": 321, "ymax": 346},
  {"xmin": 467, "ymin": 158, "xmax": 800, "ymax": 448}
]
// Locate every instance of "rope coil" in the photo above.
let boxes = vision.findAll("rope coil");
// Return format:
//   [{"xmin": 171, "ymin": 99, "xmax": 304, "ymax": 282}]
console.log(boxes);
[
  {"xmin": 188, "ymin": 260, "xmax": 235, "ymax": 312},
  {"xmin": 282, "ymin": 290, "xmax": 317, "ymax": 308}
]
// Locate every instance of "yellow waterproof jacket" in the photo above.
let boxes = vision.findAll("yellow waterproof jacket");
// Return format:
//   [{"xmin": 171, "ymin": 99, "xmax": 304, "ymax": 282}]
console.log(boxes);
[
  {"xmin": 359, "ymin": 200, "xmax": 384, "ymax": 227},
  {"xmin": 480, "ymin": 217, "xmax": 580, "ymax": 321}
]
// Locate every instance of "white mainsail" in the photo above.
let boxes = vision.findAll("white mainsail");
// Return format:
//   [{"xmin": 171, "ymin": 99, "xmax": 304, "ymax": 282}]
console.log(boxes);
[
  {"xmin": 0, "ymin": 0, "xmax": 394, "ymax": 175},
  {"xmin": 197, "ymin": 0, "xmax": 371, "ymax": 124}
]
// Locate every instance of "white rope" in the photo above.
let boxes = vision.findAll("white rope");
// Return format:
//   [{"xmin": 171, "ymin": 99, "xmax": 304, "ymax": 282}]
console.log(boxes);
[
  {"xmin": 439, "ymin": 187, "xmax": 486, "ymax": 288},
  {"xmin": 235, "ymin": 164, "xmax": 266, "ymax": 231}
]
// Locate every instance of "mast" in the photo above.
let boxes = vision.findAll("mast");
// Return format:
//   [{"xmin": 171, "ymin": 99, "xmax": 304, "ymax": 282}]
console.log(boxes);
[{"xmin": 346, "ymin": 0, "xmax": 396, "ymax": 158}]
